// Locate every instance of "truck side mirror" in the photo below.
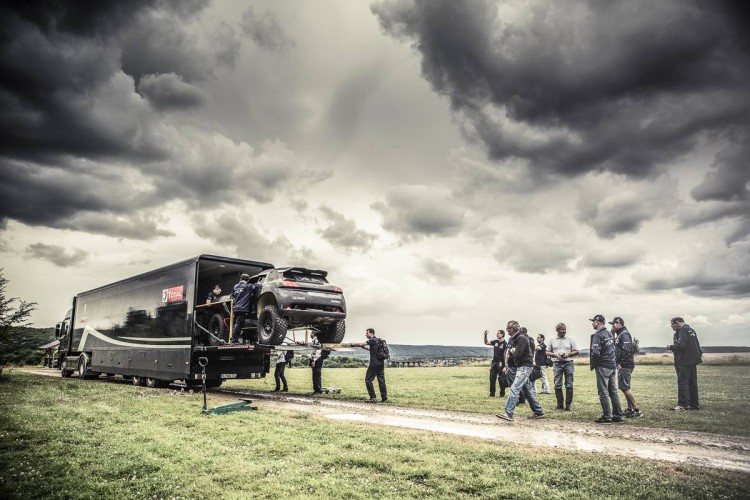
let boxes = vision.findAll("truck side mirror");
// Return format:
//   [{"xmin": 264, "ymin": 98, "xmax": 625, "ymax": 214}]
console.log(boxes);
[{"xmin": 55, "ymin": 322, "xmax": 62, "ymax": 338}]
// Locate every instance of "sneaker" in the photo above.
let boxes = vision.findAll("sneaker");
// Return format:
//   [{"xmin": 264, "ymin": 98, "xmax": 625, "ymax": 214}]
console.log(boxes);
[
  {"xmin": 627, "ymin": 409, "xmax": 643, "ymax": 418},
  {"xmin": 272, "ymin": 388, "xmax": 280, "ymax": 392},
  {"xmin": 281, "ymin": 388, "xmax": 288, "ymax": 392},
  {"xmin": 381, "ymin": 398, "xmax": 388, "ymax": 403},
  {"xmin": 364, "ymin": 398, "xmax": 377, "ymax": 403},
  {"xmin": 489, "ymin": 394, "xmax": 495, "ymax": 398},
  {"xmin": 612, "ymin": 416, "xmax": 623, "ymax": 423},
  {"xmin": 555, "ymin": 404, "xmax": 564, "ymax": 410},
  {"xmin": 496, "ymin": 412, "xmax": 514, "ymax": 422},
  {"xmin": 565, "ymin": 404, "xmax": 573, "ymax": 411},
  {"xmin": 594, "ymin": 416, "xmax": 612, "ymax": 424},
  {"xmin": 672, "ymin": 406, "xmax": 688, "ymax": 411},
  {"xmin": 542, "ymin": 391, "xmax": 551, "ymax": 394},
  {"xmin": 499, "ymin": 392, "xmax": 506, "ymax": 397},
  {"xmin": 532, "ymin": 412, "xmax": 546, "ymax": 419},
  {"xmin": 687, "ymin": 406, "xmax": 700, "ymax": 410}
]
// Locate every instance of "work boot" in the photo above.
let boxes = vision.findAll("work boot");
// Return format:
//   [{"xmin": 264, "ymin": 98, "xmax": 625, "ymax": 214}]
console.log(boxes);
[
  {"xmin": 565, "ymin": 387, "xmax": 573, "ymax": 410},
  {"xmin": 555, "ymin": 389, "xmax": 564, "ymax": 409}
]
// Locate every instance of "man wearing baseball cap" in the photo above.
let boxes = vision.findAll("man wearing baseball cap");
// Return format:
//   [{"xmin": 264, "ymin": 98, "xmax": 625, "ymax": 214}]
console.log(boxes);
[
  {"xmin": 589, "ymin": 314, "xmax": 623, "ymax": 424},
  {"xmin": 610, "ymin": 317, "xmax": 642, "ymax": 418}
]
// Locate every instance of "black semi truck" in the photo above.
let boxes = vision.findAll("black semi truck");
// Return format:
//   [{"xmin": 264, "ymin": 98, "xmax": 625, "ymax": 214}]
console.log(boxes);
[{"xmin": 55, "ymin": 255, "xmax": 277, "ymax": 388}]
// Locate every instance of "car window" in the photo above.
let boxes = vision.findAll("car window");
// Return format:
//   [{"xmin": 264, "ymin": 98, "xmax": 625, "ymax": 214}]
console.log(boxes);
[{"xmin": 282, "ymin": 270, "xmax": 328, "ymax": 284}]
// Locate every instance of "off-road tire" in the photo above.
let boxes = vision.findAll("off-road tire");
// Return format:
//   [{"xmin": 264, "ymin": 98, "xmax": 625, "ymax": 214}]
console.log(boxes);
[
  {"xmin": 318, "ymin": 319, "xmax": 346, "ymax": 343},
  {"xmin": 257, "ymin": 305, "xmax": 288, "ymax": 345},
  {"xmin": 208, "ymin": 313, "xmax": 229, "ymax": 345},
  {"xmin": 132, "ymin": 376, "xmax": 145, "ymax": 386}
]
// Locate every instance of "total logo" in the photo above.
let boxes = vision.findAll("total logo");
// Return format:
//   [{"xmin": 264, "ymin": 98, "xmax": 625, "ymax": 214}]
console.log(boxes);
[{"xmin": 162, "ymin": 286, "xmax": 184, "ymax": 303}]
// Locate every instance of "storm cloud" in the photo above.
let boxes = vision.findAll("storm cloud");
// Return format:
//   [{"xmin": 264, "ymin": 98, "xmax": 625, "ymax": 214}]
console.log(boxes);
[
  {"xmin": 25, "ymin": 243, "xmax": 88, "ymax": 267},
  {"xmin": 372, "ymin": 0, "xmax": 750, "ymax": 180},
  {"xmin": 372, "ymin": 185, "xmax": 465, "ymax": 240},
  {"xmin": 318, "ymin": 206, "xmax": 377, "ymax": 253}
]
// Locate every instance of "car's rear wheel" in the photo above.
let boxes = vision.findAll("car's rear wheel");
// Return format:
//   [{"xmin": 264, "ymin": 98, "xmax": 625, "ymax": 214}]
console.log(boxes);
[
  {"xmin": 208, "ymin": 313, "xmax": 229, "ymax": 345},
  {"xmin": 257, "ymin": 305, "xmax": 288, "ymax": 345},
  {"xmin": 318, "ymin": 319, "xmax": 346, "ymax": 343}
]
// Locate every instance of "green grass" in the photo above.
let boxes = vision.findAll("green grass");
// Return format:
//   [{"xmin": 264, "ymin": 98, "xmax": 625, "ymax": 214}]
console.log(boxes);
[
  {"xmin": 230, "ymin": 363, "xmax": 750, "ymax": 437},
  {"xmin": 1, "ymin": 372, "xmax": 749, "ymax": 499}
]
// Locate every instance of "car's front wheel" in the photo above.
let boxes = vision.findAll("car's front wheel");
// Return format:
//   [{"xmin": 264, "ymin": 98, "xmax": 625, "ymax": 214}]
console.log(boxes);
[
  {"xmin": 257, "ymin": 305, "xmax": 288, "ymax": 345},
  {"xmin": 318, "ymin": 319, "xmax": 346, "ymax": 343}
]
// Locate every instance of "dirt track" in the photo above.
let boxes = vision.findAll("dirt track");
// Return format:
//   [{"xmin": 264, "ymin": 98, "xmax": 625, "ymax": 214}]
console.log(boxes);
[{"xmin": 18, "ymin": 367, "xmax": 750, "ymax": 473}]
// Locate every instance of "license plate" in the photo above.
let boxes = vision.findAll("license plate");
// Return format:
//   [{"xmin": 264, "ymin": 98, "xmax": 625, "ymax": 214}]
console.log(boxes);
[
  {"xmin": 307, "ymin": 292, "xmax": 333, "ymax": 298},
  {"xmin": 220, "ymin": 373, "xmax": 238, "ymax": 379}
]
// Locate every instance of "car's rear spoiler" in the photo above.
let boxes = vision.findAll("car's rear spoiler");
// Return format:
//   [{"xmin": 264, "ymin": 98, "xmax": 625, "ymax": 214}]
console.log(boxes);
[{"xmin": 283, "ymin": 267, "xmax": 328, "ymax": 278}]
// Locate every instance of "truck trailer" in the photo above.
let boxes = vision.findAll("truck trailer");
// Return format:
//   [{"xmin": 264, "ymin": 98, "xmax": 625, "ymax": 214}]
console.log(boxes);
[{"xmin": 55, "ymin": 255, "xmax": 276, "ymax": 388}]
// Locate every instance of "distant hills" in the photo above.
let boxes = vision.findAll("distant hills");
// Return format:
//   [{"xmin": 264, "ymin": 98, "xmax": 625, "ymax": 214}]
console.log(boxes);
[{"xmin": 330, "ymin": 344, "xmax": 750, "ymax": 361}]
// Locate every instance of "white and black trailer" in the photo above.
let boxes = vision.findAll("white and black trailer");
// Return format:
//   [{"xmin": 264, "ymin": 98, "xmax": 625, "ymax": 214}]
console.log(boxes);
[{"xmin": 55, "ymin": 255, "xmax": 276, "ymax": 388}]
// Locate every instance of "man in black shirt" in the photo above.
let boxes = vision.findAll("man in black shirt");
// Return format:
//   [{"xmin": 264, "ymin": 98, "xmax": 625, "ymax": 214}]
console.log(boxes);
[
  {"xmin": 230, "ymin": 273, "xmax": 258, "ymax": 344},
  {"xmin": 497, "ymin": 320, "xmax": 545, "ymax": 421},
  {"xmin": 667, "ymin": 317, "xmax": 703, "ymax": 410},
  {"xmin": 484, "ymin": 329, "xmax": 508, "ymax": 397},
  {"xmin": 362, "ymin": 328, "xmax": 387, "ymax": 403}
]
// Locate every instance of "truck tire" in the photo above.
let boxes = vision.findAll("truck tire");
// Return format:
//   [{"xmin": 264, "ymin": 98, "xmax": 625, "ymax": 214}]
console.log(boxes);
[
  {"xmin": 60, "ymin": 358, "xmax": 73, "ymax": 378},
  {"xmin": 318, "ymin": 319, "xmax": 346, "ymax": 344},
  {"xmin": 77, "ymin": 356, "xmax": 91, "ymax": 380},
  {"xmin": 208, "ymin": 313, "xmax": 229, "ymax": 345},
  {"xmin": 257, "ymin": 305, "xmax": 288, "ymax": 345}
]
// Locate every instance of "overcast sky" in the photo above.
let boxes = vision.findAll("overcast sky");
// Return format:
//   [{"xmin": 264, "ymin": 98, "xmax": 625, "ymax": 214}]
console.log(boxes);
[{"xmin": 1, "ymin": 0, "xmax": 748, "ymax": 347}]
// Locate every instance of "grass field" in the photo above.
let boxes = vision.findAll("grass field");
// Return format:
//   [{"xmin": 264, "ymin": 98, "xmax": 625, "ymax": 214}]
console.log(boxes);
[
  {"xmin": 227, "ymin": 363, "xmax": 750, "ymax": 437},
  {"xmin": 1, "ymin": 371, "xmax": 749, "ymax": 499}
]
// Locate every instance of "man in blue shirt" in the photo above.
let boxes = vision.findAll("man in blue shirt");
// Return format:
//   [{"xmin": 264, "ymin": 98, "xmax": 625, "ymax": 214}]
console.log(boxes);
[
  {"xmin": 230, "ymin": 273, "xmax": 258, "ymax": 344},
  {"xmin": 589, "ymin": 314, "xmax": 623, "ymax": 424}
]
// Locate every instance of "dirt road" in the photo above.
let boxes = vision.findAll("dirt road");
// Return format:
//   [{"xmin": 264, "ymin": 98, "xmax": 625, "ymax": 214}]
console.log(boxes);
[{"xmin": 18, "ymin": 367, "xmax": 750, "ymax": 473}]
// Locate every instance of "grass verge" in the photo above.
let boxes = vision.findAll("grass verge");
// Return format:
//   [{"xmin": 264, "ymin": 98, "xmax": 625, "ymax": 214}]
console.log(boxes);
[{"xmin": 1, "ymin": 372, "xmax": 749, "ymax": 499}]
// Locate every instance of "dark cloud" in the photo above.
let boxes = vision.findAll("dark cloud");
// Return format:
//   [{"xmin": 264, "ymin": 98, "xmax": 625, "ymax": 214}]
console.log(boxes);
[
  {"xmin": 25, "ymin": 243, "xmax": 88, "ymax": 267},
  {"xmin": 317, "ymin": 206, "xmax": 377, "ymax": 253},
  {"xmin": 581, "ymin": 243, "xmax": 644, "ymax": 268},
  {"xmin": 688, "ymin": 133, "xmax": 750, "ymax": 243},
  {"xmin": 371, "ymin": 185, "xmax": 464, "ymax": 240},
  {"xmin": 636, "ymin": 241, "xmax": 750, "ymax": 297},
  {"xmin": 240, "ymin": 6, "xmax": 294, "ymax": 50},
  {"xmin": 418, "ymin": 257, "xmax": 458, "ymax": 285},
  {"xmin": 494, "ymin": 239, "xmax": 576, "ymax": 274},
  {"xmin": 138, "ymin": 73, "xmax": 208, "ymax": 111},
  {"xmin": 372, "ymin": 0, "xmax": 750, "ymax": 180},
  {"xmin": 192, "ymin": 212, "xmax": 313, "ymax": 265}
]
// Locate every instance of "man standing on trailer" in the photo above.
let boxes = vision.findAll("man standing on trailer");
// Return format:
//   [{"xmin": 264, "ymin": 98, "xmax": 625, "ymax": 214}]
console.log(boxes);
[{"xmin": 231, "ymin": 273, "xmax": 257, "ymax": 344}]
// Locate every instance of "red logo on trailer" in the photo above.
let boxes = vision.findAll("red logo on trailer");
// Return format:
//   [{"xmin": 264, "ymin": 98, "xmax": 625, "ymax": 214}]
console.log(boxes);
[{"xmin": 162, "ymin": 286, "xmax": 184, "ymax": 303}]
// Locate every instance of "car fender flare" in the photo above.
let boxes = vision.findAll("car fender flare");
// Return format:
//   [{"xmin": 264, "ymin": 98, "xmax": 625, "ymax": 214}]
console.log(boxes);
[{"xmin": 256, "ymin": 292, "xmax": 278, "ymax": 318}]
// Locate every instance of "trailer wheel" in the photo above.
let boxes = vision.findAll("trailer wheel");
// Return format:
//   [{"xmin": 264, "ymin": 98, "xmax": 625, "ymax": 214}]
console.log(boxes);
[
  {"xmin": 77, "ymin": 357, "xmax": 90, "ymax": 379},
  {"xmin": 208, "ymin": 313, "xmax": 229, "ymax": 345},
  {"xmin": 145, "ymin": 377, "xmax": 159, "ymax": 388},
  {"xmin": 60, "ymin": 358, "xmax": 73, "ymax": 378},
  {"xmin": 132, "ymin": 376, "xmax": 145, "ymax": 386},
  {"xmin": 258, "ymin": 305, "xmax": 288, "ymax": 345},
  {"xmin": 318, "ymin": 319, "xmax": 346, "ymax": 343}
]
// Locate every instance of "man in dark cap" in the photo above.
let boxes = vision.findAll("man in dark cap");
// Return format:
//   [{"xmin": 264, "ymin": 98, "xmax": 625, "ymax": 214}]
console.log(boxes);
[
  {"xmin": 667, "ymin": 317, "xmax": 703, "ymax": 410},
  {"xmin": 589, "ymin": 314, "xmax": 623, "ymax": 424},
  {"xmin": 610, "ymin": 317, "xmax": 642, "ymax": 418},
  {"xmin": 230, "ymin": 273, "xmax": 258, "ymax": 344}
]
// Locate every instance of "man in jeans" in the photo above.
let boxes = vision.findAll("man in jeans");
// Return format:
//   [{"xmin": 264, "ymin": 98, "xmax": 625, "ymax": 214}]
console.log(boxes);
[
  {"xmin": 547, "ymin": 323, "xmax": 579, "ymax": 410},
  {"xmin": 497, "ymin": 320, "xmax": 544, "ymax": 421},
  {"xmin": 589, "ymin": 314, "xmax": 623, "ymax": 424},
  {"xmin": 667, "ymin": 317, "xmax": 702, "ymax": 410}
]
